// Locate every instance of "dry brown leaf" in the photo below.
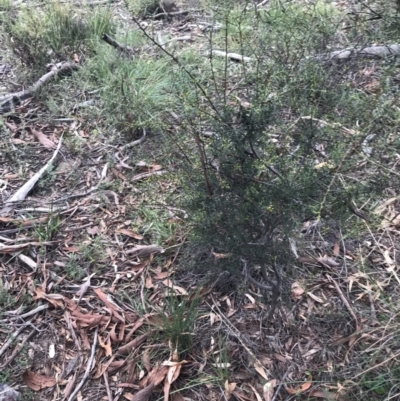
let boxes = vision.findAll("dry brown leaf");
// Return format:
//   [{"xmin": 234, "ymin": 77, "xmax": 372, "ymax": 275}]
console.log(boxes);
[
  {"xmin": 263, "ymin": 380, "xmax": 278, "ymax": 401},
  {"xmin": 162, "ymin": 280, "xmax": 188, "ymax": 295},
  {"xmin": 212, "ymin": 252, "xmax": 232, "ymax": 259},
  {"xmin": 142, "ymin": 349, "xmax": 151, "ymax": 372},
  {"xmin": 140, "ymin": 365, "xmax": 169, "ymax": 387},
  {"xmin": 22, "ymin": 370, "xmax": 56, "ymax": 391},
  {"xmin": 124, "ymin": 317, "xmax": 146, "ymax": 342},
  {"xmin": 131, "ymin": 383, "xmax": 154, "ymax": 401},
  {"xmin": 254, "ymin": 360, "xmax": 269, "ymax": 381},
  {"xmin": 116, "ymin": 332, "xmax": 149, "ymax": 356},
  {"xmin": 62, "ymin": 373, "xmax": 77, "ymax": 399},
  {"xmin": 0, "ymin": 241, "xmax": 53, "ymax": 254},
  {"xmin": 116, "ymin": 229, "xmax": 143, "ymax": 240},
  {"xmin": 107, "ymin": 360, "xmax": 126, "ymax": 374},
  {"xmin": 333, "ymin": 241, "xmax": 340, "ymax": 256},
  {"xmin": 286, "ymin": 376, "xmax": 312, "ymax": 395},
  {"xmin": 163, "ymin": 378, "xmax": 171, "ymax": 401},
  {"xmin": 98, "ymin": 334, "xmax": 112, "ymax": 357},
  {"xmin": 317, "ymin": 256, "xmax": 340, "ymax": 267},
  {"xmin": 307, "ymin": 291, "xmax": 324, "ymax": 303},
  {"xmin": 224, "ymin": 381, "xmax": 237, "ymax": 398},
  {"xmin": 249, "ymin": 384, "xmax": 263, "ymax": 401},
  {"xmin": 30, "ymin": 128, "xmax": 56, "ymax": 149},
  {"xmin": 145, "ymin": 276, "xmax": 153, "ymax": 289},
  {"xmin": 93, "ymin": 288, "xmax": 125, "ymax": 322},
  {"xmin": 4, "ymin": 120, "xmax": 18, "ymax": 133},
  {"xmin": 244, "ymin": 293, "xmax": 256, "ymax": 303},
  {"xmin": 291, "ymin": 282, "xmax": 305, "ymax": 300},
  {"xmin": 274, "ymin": 353, "xmax": 287, "ymax": 363},
  {"xmin": 153, "ymin": 271, "xmax": 171, "ymax": 280},
  {"xmin": 126, "ymin": 244, "xmax": 164, "ymax": 257}
]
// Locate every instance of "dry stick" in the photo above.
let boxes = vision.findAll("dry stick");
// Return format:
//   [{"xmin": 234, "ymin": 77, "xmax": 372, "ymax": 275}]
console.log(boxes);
[
  {"xmin": 1, "ymin": 136, "xmax": 63, "ymax": 215},
  {"xmin": 153, "ymin": 9, "xmax": 190, "ymax": 19},
  {"xmin": 120, "ymin": 129, "xmax": 147, "ymax": 151},
  {"xmin": 210, "ymin": 295, "xmax": 271, "ymax": 377},
  {"xmin": 0, "ymin": 62, "xmax": 80, "ymax": 104},
  {"xmin": 270, "ymin": 368, "xmax": 290, "ymax": 401},
  {"xmin": 351, "ymin": 349, "xmax": 400, "ymax": 380},
  {"xmin": 193, "ymin": 128, "xmax": 213, "ymax": 196},
  {"xmin": 204, "ymin": 49, "xmax": 253, "ymax": 63},
  {"xmin": 0, "ymin": 304, "xmax": 48, "ymax": 323},
  {"xmin": 0, "ymin": 328, "xmax": 36, "ymax": 369},
  {"xmin": 67, "ymin": 327, "xmax": 98, "ymax": 401},
  {"xmin": 102, "ymin": 33, "xmax": 136, "ymax": 55},
  {"xmin": 0, "ymin": 319, "xmax": 33, "ymax": 359},
  {"xmin": 327, "ymin": 275, "xmax": 360, "ymax": 331},
  {"xmin": 103, "ymin": 372, "xmax": 113, "ymax": 401}
]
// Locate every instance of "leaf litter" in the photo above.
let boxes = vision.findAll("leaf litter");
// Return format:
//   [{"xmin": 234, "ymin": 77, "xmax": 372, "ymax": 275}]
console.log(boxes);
[{"xmin": 0, "ymin": 1, "xmax": 399, "ymax": 401}]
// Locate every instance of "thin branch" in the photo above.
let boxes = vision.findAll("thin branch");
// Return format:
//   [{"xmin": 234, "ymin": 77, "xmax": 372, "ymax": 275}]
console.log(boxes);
[
  {"xmin": 102, "ymin": 33, "xmax": 136, "ymax": 56},
  {"xmin": 0, "ymin": 62, "xmax": 80, "ymax": 112},
  {"xmin": 67, "ymin": 327, "xmax": 98, "ymax": 401}
]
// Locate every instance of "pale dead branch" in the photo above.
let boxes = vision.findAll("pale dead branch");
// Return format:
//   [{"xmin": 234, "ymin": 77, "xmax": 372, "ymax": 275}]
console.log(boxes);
[
  {"xmin": 0, "ymin": 63, "xmax": 80, "ymax": 113},
  {"xmin": 67, "ymin": 327, "xmax": 98, "ymax": 401},
  {"xmin": 0, "ymin": 137, "xmax": 63, "ymax": 216}
]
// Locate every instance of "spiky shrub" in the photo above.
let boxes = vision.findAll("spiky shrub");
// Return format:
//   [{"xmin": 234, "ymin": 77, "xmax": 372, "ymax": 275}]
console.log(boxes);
[{"xmin": 162, "ymin": 0, "xmax": 400, "ymax": 294}]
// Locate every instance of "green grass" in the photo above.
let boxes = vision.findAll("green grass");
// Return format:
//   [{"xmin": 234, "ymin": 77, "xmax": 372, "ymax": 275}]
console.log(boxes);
[{"xmin": 155, "ymin": 288, "xmax": 200, "ymax": 355}]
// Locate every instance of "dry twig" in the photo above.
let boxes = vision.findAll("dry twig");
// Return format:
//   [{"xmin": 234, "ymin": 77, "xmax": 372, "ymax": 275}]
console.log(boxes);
[{"xmin": 67, "ymin": 327, "xmax": 98, "ymax": 401}]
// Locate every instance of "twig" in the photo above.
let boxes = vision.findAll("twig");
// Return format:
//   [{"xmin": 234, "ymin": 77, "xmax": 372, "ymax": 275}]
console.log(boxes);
[
  {"xmin": 102, "ymin": 33, "xmax": 136, "ymax": 56},
  {"xmin": 271, "ymin": 368, "xmax": 290, "ymax": 401},
  {"xmin": 204, "ymin": 49, "xmax": 253, "ymax": 63},
  {"xmin": 153, "ymin": 9, "xmax": 190, "ymax": 19},
  {"xmin": 351, "ymin": 349, "xmax": 400, "ymax": 380},
  {"xmin": 210, "ymin": 294, "xmax": 270, "ymax": 378},
  {"xmin": 103, "ymin": 372, "xmax": 113, "ymax": 401},
  {"xmin": 0, "ymin": 319, "xmax": 33, "ymax": 359},
  {"xmin": 0, "ymin": 304, "xmax": 48, "ymax": 323},
  {"xmin": 242, "ymin": 259, "xmax": 281, "ymax": 322},
  {"xmin": 1, "ymin": 136, "xmax": 63, "ymax": 215},
  {"xmin": 0, "ymin": 328, "xmax": 36, "ymax": 368},
  {"xmin": 120, "ymin": 129, "xmax": 146, "ymax": 150},
  {"xmin": 327, "ymin": 275, "xmax": 360, "ymax": 331},
  {"xmin": 315, "ymin": 44, "xmax": 400, "ymax": 61},
  {"xmin": 67, "ymin": 327, "xmax": 98, "ymax": 401},
  {"xmin": 0, "ymin": 63, "xmax": 80, "ymax": 112}
]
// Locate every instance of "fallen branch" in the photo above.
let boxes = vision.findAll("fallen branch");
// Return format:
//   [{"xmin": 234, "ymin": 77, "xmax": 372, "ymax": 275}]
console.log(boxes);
[
  {"xmin": 327, "ymin": 275, "xmax": 360, "ymax": 332},
  {"xmin": 206, "ymin": 44, "xmax": 400, "ymax": 65},
  {"xmin": 102, "ymin": 33, "xmax": 137, "ymax": 56},
  {"xmin": 204, "ymin": 49, "xmax": 254, "ymax": 63},
  {"xmin": 120, "ymin": 129, "xmax": 147, "ymax": 150},
  {"xmin": 242, "ymin": 259, "xmax": 281, "ymax": 322},
  {"xmin": 125, "ymin": 244, "xmax": 164, "ymax": 257},
  {"xmin": 67, "ymin": 327, "xmax": 98, "ymax": 401},
  {"xmin": 316, "ymin": 44, "xmax": 400, "ymax": 61},
  {"xmin": 0, "ymin": 328, "xmax": 36, "ymax": 369},
  {"xmin": 0, "ymin": 136, "xmax": 63, "ymax": 216},
  {"xmin": 0, "ymin": 62, "xmax": 80, "ymax": 113},
  {"xmin": 0, "ymin": 318, "xmax": 34, "ymax": 359},
  {"xmin": 153, "ymin": 9, "xmax": 191, "ymax": 19}
]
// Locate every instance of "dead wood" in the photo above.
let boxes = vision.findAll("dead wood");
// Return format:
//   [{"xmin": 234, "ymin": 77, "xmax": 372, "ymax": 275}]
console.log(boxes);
[
  {"xmin": 0, "ymin": 137, "xmax": 63, "ymax": 216},
  {"xmin": 102, "ymin": 33, "xmax": 136, "ymax": 56},
  {"xmin": 0, "ymin": 62, "xmax": 80, "ymax": 113}
]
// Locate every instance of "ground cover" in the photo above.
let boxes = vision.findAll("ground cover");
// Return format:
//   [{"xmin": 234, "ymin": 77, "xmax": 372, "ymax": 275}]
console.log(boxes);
[{"xmin": 0, "ymin": 1, "xmax": 399, "ymax": 400}]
